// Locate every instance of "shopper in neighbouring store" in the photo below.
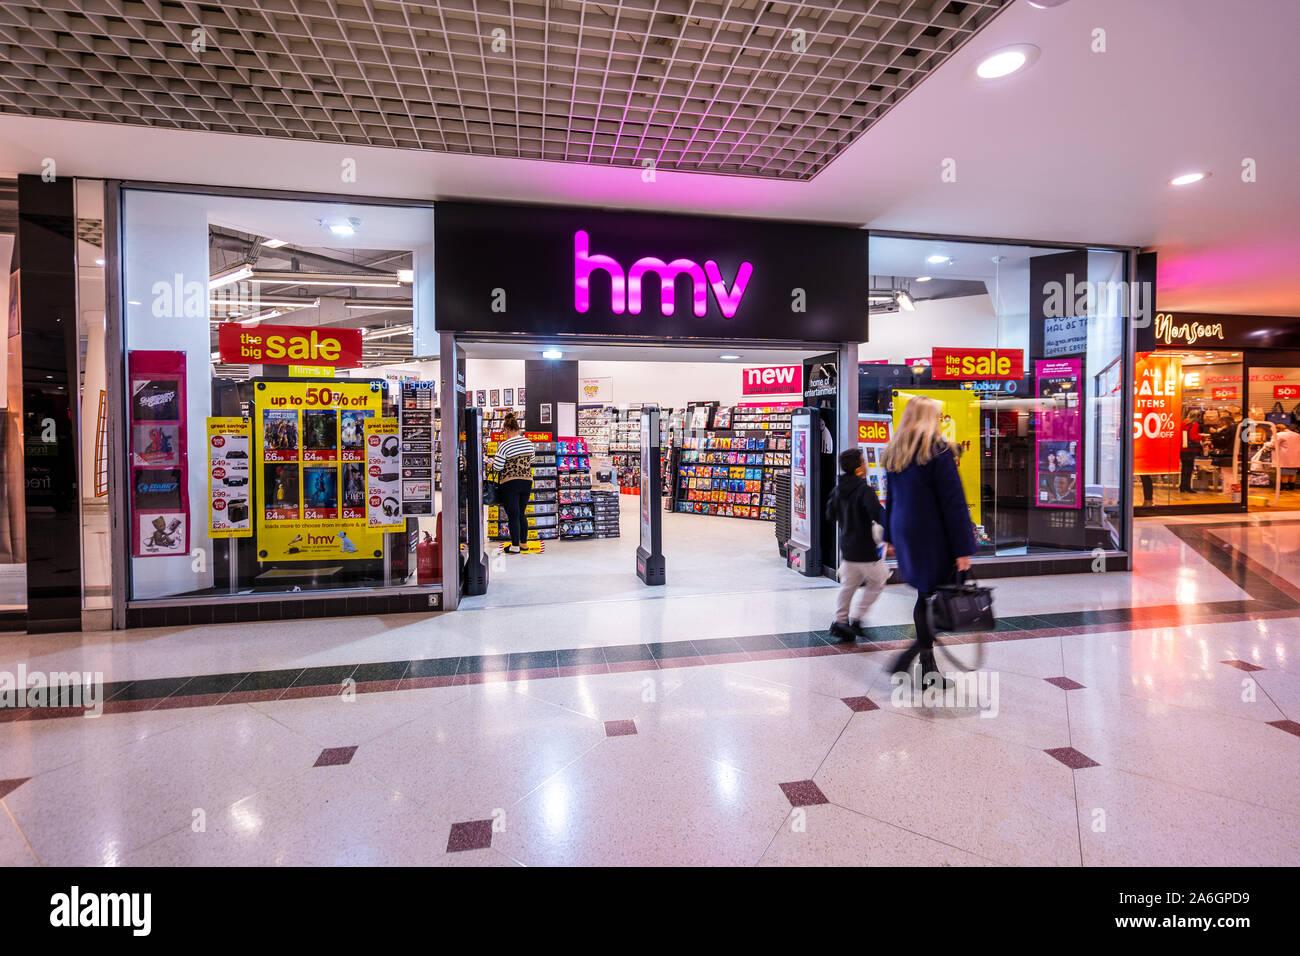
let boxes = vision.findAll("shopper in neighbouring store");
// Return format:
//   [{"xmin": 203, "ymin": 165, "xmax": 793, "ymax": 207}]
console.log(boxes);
[
  {"xmin": 488, "ymin": 413, "xmax": 535, "ymax": 554},
  {"xmin": 880, "ymin": 396, "xmax": 977, "ymax": 690},
  {"xmin": 1179, "ymin": 411, "xmax": 1204, "ymax": 494},
  {"xmin": 825, "ymin": 447, "xmax": 888, "ymax": 642},
  {"xmin": 1268, "ymin": 423, "xmax": 1300, "ymax": 490}
]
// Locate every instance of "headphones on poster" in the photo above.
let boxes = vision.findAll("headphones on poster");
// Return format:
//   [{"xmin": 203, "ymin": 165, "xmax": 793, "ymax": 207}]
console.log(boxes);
[
  {"xmin": 382, "ymin": 496, "xmax": 400, "ymax": 516},
  {"xmin": 381, "ymin": 436, "xmax": 400, "ymax": 457}
]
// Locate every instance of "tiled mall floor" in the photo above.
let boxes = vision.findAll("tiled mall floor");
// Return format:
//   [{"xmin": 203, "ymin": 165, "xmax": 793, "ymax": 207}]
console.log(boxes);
[{"xmin": 1, "ymin": 515, "xmax": 1299, "ymax": 866}]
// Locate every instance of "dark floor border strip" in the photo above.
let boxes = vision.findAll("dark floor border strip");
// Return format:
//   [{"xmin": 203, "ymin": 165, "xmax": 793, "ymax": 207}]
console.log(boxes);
[
  {"xmin": 4, "ymin": 605, "xmax": 1293, "ymax": 722},
  {"xmin": 5, "ymin": 521, "xmax": 1293, "ymax": 721}
]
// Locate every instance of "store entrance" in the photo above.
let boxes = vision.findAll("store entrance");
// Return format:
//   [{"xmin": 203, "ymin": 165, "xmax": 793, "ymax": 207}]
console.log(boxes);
[
  {"xmin": 452, "ymin": 341, "xmax": 837, "ymax": 610},
  {"xmin": 1243, "ymin": 354, "xmax": 1300, "ymax": 512}
]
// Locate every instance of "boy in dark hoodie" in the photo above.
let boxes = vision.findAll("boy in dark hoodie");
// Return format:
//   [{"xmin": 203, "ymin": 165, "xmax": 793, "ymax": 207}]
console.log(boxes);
[{"xmin": 826, "ymin": 447, "xmax": 888, "ymax": 641}]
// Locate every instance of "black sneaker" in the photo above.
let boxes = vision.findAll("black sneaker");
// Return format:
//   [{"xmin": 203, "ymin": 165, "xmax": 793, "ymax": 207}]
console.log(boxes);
[
  {"xmin": 828, "ymin": 621, "xmax": 857, "ymax": 642},
  {"xmin": 848, "ymin": 620, "xmax": 866, "ymax": 638}
]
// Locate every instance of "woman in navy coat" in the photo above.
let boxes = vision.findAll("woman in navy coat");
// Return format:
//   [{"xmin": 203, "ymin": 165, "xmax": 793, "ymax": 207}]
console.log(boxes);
[{"xmin": 882, "ymin": 396, "xmax": 978, "ymax": 687}]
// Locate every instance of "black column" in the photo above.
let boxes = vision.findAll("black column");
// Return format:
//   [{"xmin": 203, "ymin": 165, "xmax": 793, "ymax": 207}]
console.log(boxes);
[
  {"xmin": 524, "ymin": 359, "xmax": 578, "ymax": 434},
  {"xmin": 16, "ymin": 174, "xmax": 81, "ymax": 633}
]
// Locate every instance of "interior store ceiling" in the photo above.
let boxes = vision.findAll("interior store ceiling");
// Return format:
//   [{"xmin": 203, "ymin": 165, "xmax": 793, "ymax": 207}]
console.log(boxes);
[{"xmin": 0, "ymin": 0, "xmax": 1009, "ymax": 181}]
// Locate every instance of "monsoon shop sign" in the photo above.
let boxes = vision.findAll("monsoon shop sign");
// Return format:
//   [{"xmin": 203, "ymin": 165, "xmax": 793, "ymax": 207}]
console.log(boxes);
[{"xmin": 1154, "ymin": 312, "xmax": 1225, "ymax": 346}]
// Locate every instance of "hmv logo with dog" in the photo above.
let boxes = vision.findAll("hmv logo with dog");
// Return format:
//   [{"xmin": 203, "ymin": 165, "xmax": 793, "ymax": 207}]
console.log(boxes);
[{"xmin": 574, "ymin": 229, "xmax": 753, "ymax": 318}]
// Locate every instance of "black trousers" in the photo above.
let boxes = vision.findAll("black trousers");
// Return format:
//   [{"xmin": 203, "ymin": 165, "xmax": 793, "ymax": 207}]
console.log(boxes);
[
  {"xmin": 1140, "ymin": 474, "xmax": 1154, "ymax": 505},
  {"xmin": 498, "ymin": 479, "xmax": 532, "ymax": 547},
  {"xmin": 893, "ymin": 591, "xmax": 937, "ymax": 673},
  {"xmin": 1179, "ymin": 451, "xmax": 1198, "ymax": 493}
]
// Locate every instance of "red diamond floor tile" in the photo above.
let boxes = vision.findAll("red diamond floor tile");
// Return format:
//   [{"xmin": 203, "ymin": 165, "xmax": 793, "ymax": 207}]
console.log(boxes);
[
  {"xmin": 0, "ymin": 777, "xmax": 30, "ymax": 799},
  {"xmin": 446, "ymin": 819, "xmax": 495, "ymax": 852},
  {"xmin": 1221, "ymin": 659, "xmax": 1265, "ymax": 672},
  {"xmin": 779, "ymin": 779, "xmax": 830, "ymax": 807},
  {"xmin": 1044, "ymin": 676, "xmax": 1086, "ymax": 690},
  {"xmin": 1044, "ymin": 746, "xmax": 1100, "ymax": 770},
  {"xmin": 1266, "ymin": 719, "xmax": 1300, "ymax": 738},
  {"xmin": 603, "ymin": 719, "xmax": 638, "ymax": 737},
  {"xmin": 313, "ymin": 746, "xmax": 359, "ymax": 767},
  {"xmin": 841, "ymin": 696, "xmax": 880, "ymax": 712}
]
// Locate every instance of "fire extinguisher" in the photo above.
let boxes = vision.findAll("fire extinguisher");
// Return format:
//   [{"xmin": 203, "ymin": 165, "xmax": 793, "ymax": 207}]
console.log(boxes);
[{"xmin": 417, "ymin": 531, "xmax": 437, "ymax": 584}]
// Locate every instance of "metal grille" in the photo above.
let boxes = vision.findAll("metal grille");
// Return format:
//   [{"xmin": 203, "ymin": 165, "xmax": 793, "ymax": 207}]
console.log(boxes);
[{"xmin": 0, "ymin": 0, "xmax": 1009, "ymax": 181}]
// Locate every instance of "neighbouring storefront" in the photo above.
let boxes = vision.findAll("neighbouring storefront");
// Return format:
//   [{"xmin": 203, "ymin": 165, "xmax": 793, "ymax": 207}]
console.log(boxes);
[
  {"xmin": 858, "ymin": 234, "xmax": 1134, "ymax": 568},
  {"xmin": 1135, "ymin": 310, "xmax": 1300, "ymax": 514}
]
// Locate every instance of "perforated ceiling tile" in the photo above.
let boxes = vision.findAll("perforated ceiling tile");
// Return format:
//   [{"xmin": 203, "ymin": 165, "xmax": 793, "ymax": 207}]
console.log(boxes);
[{"xmin": 0, "ymin": 0, "xmax": 1009, "ymax": 181}]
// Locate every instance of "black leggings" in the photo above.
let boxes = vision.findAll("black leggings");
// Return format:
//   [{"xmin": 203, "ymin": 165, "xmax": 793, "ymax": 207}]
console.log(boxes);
[
  {"xmin": 499, "ymin": 479, "xmax": 532, "ymax": 547},
  {"xmin": 912, "ymin": 592, "xmax": 936, "ymax": 650}
]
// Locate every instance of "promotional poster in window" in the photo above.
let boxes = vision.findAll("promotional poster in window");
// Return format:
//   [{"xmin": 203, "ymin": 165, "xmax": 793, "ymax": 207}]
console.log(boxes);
[{"xmin": 1035, "ymin": 359, "xmax": 1082, "ymax": 509}]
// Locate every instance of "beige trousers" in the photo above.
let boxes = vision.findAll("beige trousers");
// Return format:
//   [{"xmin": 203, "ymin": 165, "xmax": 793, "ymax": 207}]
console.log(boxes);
[{"xmin": 835, "ymin": 558, "xmax": 889, "ymax": 624}]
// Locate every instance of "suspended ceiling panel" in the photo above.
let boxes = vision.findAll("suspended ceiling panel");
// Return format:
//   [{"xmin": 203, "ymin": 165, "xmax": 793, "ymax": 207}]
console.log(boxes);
[{"xmin": 0, "ymin": 0, "xmax": 1009, "ymax": 181}]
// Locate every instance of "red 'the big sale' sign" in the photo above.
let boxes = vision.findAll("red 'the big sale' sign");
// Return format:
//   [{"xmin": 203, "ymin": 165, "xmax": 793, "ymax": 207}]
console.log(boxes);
[
  {"xmin": 741, "ymin": 365, "xmax": 802, "ymax": 395},
  {"xmin": 218, "ymin": 323, "xmax": 364, "ymax": 367},
  {"xmin": 931, "ymin": 347, "xmax": 1024, "ymax": 381}
]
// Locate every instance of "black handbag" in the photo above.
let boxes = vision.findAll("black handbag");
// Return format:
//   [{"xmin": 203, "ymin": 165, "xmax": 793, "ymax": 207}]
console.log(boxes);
[
  {"xmin": 927, "ymin": 570, "xmax": 995, "ymax": 633},
  {"xmin": 483, "ymin": 478, "xmax": 500, "ymax": 506}
]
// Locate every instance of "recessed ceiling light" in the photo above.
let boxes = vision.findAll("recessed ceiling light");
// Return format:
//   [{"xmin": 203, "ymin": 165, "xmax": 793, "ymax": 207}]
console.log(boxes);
[
  {"xmin": 1028, "ymin": 0, "xmax": 1070, "ymax": 7},
  {"xmin": 261, "ymin": 238, "xmax": 288, "ymax": 248},
  {"xmin": 915, "ymin": 275, "xmax": 932, "ymax": 282},
  {"xmin": 542, "ymin": 349, "xmax": 563, "ymax": 359},
  {"xmin": 94, "ymin": 257, "xmax": 105, "ymax": 266},
  {"xmin": 973, "ymin": 43, "xmax": 1040, "ymax": 80},
  {"xmin": 1169, "ymin": 171, "xmax": 1210, "ymax": 186},
  {"xmin": 720, "ymin": 354, "xmax": 740, "ymax": 360},
  {"xmin": 926, "ymin": 255, "xmax": 950, "ymax": 265},
  {"xmin": 329, "ymin": 223, "xmax": 355, "ymax": 237}
]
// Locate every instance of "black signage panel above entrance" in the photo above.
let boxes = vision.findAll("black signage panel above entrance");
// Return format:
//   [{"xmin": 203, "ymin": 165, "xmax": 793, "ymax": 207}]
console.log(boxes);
[
  {"xmin": 1137, "ymin": 311, "xmax": 1300, "ymax": 351},
  {"xmin": 434, "ymin": 201, "xmax": 868, "ymax": 342}
]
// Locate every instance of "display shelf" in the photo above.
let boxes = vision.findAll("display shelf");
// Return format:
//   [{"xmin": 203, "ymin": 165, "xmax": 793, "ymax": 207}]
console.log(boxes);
[
  {"xmin": 556, "ymin": 437, "xmax": 595, "ymax": 538},
  {"xmin": 672, "ymin": 409, "xmax": 792, "ymax": 521}
]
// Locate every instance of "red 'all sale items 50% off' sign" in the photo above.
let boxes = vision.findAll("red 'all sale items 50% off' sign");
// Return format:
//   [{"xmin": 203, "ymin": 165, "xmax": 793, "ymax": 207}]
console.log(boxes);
[{"xmin": 1133, "ymin": 352, "xmax": 1182, "ymax": 475}]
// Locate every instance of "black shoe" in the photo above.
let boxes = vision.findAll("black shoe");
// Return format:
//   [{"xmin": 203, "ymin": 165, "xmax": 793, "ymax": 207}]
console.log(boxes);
[
  {"xmin": 889, "ymin": 647, "xmax": 920, "ymax": 677},
  {"xmin": 919, "ymin": 650, "xmax": 955, "ymax": 691},
  {"xmin": 828, "ymin": 621, "xmax": 857, "ymax": 642},
  {"xmin": 848, "ymin": 620, "xmax": 866, "ymax": 638}
]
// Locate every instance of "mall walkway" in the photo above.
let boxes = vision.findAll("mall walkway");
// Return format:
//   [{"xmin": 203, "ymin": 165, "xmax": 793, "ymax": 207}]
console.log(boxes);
[{"xmin": 1, "ymin": 516, "xmax": 1299, "ymax": 866}]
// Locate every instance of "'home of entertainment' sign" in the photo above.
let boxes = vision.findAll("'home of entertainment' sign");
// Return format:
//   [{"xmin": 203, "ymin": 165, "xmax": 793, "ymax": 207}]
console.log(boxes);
[{"xmin": 434, "ymin": 201, "xmax": 868, "ymax": 342}]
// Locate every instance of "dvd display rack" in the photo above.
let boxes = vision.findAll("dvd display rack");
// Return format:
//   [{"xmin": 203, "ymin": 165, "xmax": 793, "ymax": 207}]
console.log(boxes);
[
  {"xmin": 529, "ymin": 438, "xmax": 559, "ymax": 540},
  {"xmin": 557, "ymin": 437, "xmax": 595, "ymax": 538},
  {"xmin": 673, "ymin": 406, "xmax": 793, "ymax": 521},
  {"xmin": 578, "ymin": 405, "xmax": 613, "ymax": 456},
  {"xmin": 590, "ymin": 489, "xmax": 620, "ymax": 538}
]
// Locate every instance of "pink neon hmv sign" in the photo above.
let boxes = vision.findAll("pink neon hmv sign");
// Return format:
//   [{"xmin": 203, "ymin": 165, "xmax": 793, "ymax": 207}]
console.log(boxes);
[{"xmin": 574, "ymin": 229, "xmax": 754, "ymax": 319}]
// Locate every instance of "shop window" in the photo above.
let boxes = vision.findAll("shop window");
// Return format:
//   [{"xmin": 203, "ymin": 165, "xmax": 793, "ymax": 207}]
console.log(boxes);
[
  {"xmin": 861, "ymin": 235, "xmax": 1128, "ymax": 557},
  {"xmin": 121, "ymin": 189, "xmax": 438, "ymax": 604},
  {"xmin": 1132, "ymin": 350, "xmax": 1243, "ymax": 509}
]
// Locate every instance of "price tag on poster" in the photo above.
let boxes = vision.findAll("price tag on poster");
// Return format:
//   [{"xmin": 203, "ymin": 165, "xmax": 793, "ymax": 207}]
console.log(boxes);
[
  {"xmin": 207, "ymin": 417, "xmax": 252, "ymax": 537},
  {"xmin": 365, "ymin": 418, "xmax": 403, "ymax": 529}
]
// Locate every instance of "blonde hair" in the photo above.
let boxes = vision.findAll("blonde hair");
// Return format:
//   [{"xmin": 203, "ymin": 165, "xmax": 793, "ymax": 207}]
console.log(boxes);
[{"xmin": 881, "ymin": 395, "xmax": 947, "ymax": 473}]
